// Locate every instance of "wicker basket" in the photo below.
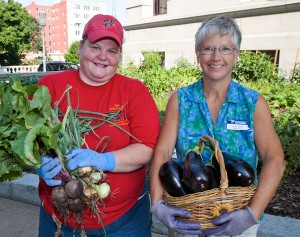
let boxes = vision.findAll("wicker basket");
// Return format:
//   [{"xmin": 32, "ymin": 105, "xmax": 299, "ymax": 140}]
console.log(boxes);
[{"xmin": 163, "ymin": 135, "xmax": 257, "ymax": 230}]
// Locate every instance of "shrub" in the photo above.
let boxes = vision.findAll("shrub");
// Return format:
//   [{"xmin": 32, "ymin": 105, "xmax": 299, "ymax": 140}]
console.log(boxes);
[
  {"xmin": 232, "ymin": 51, "xmax": 283, "ymax": 82},
  {"xmin": 290, "ymin": 62, "xmax": 300, "ymax": 84},
  {"xmin": 242, "ymin": 80, "xmax": 300, "ymax": 176}
]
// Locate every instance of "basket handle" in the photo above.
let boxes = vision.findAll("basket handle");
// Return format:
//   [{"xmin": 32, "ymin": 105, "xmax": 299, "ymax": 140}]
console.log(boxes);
[{"xmin": 198, "ymin": 136, "xmax": 228, "ymax": 190}]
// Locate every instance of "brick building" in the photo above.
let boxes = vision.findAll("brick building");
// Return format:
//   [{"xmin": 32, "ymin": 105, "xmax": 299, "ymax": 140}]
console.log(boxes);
[{"xmin": 25, "ymin": 0, "xmax": 105, "ymax": 61}]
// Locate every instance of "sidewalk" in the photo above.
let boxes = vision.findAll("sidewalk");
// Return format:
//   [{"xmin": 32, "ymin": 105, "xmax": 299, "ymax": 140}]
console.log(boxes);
[
  {"xmin": 0, "ymin": 197, "xmax": 166, "ymax": 237},
  {"xmin": 1, "ymin": 172, "xmax": 300, "ymax": 237},
  {"xmin": 0, "ymin": 172, "xmax": 167, "ymax": 237},
  {"xmin": 0, "ymin": 197, "xmax": 39, "ymax": 237}
]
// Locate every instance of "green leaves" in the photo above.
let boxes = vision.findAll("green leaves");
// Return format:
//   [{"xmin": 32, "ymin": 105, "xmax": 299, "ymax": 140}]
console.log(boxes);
[
  {"xmin": 0, "ymin": 80, "xmax": 54, "ymax": 181},
  {"xmin": 242, "ymin": 80, "xmax": 300, "ymax": 176},
  {"xmin": 0, "ymin": 0, "xmax": 41, "ymax": 65},
  {"xmin": 0, "ymin": 80, "xmax": 128, "ymax": 182},
  {"xmin": 64, "ymin": 41, "xmax": 80, "ymax": 64},
  {"xmin": 0, "ymin": 149, "xmax": 22, "ymax": 182},
  {"xmin": 232, "ymin": 51, "xmax": 283, "ymax": 83}
]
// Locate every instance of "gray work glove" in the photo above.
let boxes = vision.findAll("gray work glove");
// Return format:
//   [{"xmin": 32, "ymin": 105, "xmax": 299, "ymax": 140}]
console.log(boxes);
[
  {"xmin": 150, "ymin": 199, "xmax": 203, "ymax": 235},
  {"xmin": 203, "ymin": 207, "xmax": 259, "ymax": 236}
]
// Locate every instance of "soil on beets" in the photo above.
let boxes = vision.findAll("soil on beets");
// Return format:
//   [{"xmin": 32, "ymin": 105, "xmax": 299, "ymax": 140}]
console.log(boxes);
[{"xmin": 264, "ymin": 172, "xmax": 300, "ymax": 219}]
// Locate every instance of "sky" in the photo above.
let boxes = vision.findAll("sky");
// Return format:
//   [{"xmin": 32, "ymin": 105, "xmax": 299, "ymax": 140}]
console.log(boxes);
[{"xmin": 16, "ymin": 0, "xmax": 126, "ymax": 24}]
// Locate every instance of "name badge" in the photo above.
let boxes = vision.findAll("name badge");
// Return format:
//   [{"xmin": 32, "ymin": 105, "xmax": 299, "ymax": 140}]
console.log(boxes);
[{"xmin": 227, "ymin": 119, "xmax": 249, "ymax": 130}]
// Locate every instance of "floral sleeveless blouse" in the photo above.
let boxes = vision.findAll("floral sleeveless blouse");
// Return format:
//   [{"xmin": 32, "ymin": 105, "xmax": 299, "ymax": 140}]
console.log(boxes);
[{"xmin": 175, "ymin": 78, "xmax": 259, "ymax": 174}]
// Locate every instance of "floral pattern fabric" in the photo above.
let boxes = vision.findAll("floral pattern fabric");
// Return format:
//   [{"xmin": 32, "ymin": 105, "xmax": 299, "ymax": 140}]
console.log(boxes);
[{"xmin": 175, "ymin": 78, "xmax": 259, "ymax": 174}]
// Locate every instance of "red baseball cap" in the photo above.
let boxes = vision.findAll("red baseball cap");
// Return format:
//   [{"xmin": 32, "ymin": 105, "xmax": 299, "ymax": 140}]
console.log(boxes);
[{"xmin": 82, "ymin": 14, "xmax": 124, "ymax": 46}]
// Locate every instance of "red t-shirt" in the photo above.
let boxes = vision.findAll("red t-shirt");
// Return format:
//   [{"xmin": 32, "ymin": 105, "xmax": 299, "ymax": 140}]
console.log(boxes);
[{"xmin": 37, "ymin": 69, "xmax": 160, "ymax": 229}]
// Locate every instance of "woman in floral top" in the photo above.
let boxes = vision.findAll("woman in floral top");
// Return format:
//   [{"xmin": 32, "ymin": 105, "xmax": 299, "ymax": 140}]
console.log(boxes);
[{"xmin": 150, "ymin": 16, "xmax": 285, "ymax": 237}]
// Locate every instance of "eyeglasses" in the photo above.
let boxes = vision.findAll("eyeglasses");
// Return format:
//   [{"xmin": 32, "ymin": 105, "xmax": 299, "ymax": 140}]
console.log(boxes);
[{"xmin": 198, "ymin": 46, "xmax": 236, "ymax": 55}]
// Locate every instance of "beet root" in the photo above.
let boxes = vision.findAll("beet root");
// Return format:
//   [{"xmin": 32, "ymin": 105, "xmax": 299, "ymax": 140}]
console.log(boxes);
[
  {"xmin": 65, "ymin": 179, "xmax": 84, "ymax": 200},
  {"xmin": 68, "ymin": 198, "xmax": 84, "ymax": 213},
  {"xmin": 52, "ymin": 186, "xmax": 69, "ymax": 209}
]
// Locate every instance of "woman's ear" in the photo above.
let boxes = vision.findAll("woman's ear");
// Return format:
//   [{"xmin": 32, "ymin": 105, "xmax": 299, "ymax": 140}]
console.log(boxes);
[
  {"xmin": 196, "ymin": 50, "xmax": 201, "ymax": 65},
  {"xmin": 78, "ymin": 40, "xmax": 84, "ymax": 54},
  {"xmin": 234, "ymin": 52, "xmax": 240, "ymax": 65}
]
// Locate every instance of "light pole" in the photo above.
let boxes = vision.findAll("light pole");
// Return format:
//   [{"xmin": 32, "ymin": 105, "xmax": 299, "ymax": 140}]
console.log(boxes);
[{"xmin": 38, "ymin": 10, "xmax": 46, "ymax": 72}]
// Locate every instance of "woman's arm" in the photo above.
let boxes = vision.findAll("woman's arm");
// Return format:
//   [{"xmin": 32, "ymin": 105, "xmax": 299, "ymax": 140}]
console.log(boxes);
[
  {"xmin": 112, "ymin": 143, "xmax": 154, "ymax": 172},
  {"xmin": 149, "ymin": 91, "xmax": 180, "ymax": 205},
  {"xmin": 249, "ymin": 94, "xmax": 286, "ymax": 219}
]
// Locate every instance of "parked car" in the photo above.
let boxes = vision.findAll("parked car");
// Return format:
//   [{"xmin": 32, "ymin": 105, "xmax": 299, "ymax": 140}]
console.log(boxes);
[{"xmin": 38, "ymin": 62, "xmax": 79, "ymax": 72}]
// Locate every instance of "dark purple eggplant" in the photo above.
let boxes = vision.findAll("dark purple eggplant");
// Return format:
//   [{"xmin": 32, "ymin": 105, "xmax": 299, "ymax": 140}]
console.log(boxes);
[
  {"xmin": 225, "ymin": 158, "xmax": 255, "ymax": 187},
  {"xmin": 206, "ymin": 165, "xmax": 220, "ymax": 189},
  {"xmin": 159, "ymin": 161, "xmax": 187, "ymax": 197},
  {"xmin": 183, "ymin": 151, "xmax": 212, "ymax": 193}
]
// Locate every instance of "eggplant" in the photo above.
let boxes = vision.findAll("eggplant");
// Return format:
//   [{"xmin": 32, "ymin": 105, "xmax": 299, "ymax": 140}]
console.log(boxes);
[
  {"xmin": 206, "ymin": 165, "xmax": 220, "ymax": 189},
  {"xmin": 183, "ymin": 151, "xmax": 212, "ymax": 193},
  {"xmin": 225, "ymin": 158, "xmax": 255, "ymax": 187},
  {"xmin": 159, "ymin": 160, "xmax": 187, "ymax": 197}
]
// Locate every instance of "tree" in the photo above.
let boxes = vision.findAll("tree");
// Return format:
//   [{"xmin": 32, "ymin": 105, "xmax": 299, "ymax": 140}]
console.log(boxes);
[
  {"xmin": 64, "ymin": 41, "xmax": 80, "ymax": 64},
  {"xmin": 0, "ymin": 0, "xmax": 41, "ymax": 65}
]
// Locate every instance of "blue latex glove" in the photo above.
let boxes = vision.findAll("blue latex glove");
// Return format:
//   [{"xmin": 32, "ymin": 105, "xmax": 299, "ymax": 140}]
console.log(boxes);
[
  {"xmin": 150, "ymin": 199, "xmax": 203, "ymax": 235},
  {"xmin": 203, "ymin": 207, "xmax": 259, "ymax": 236},
  {"xmin": 67, "ymin": 148, "xmax": 116, "ymax": 172},
  {"xmin": 35, "ymin": 156, "xmax": 62, "ymax": 186}
]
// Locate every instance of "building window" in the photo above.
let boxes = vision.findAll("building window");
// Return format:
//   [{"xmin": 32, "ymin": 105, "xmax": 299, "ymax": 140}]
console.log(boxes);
[
  {"xmin": 84, "ymin": 5, "xmax": 90, "ymax": 11},
  {"xmin": 84, "ymin": 14, "xmax": 90, "ymax": 19},
  {"xmin": 154, "ymin": 0, "xmax": 167, "ymax": 15},
  {"xmin": 74, "ymin": 4, "xmax": 80, "ymax": 10}
]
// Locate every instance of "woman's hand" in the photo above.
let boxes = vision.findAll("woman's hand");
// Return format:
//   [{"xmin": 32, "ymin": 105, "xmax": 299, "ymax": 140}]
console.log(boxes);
[
  {"xmin": 203, "ymin": 207, "xmax": 259, "ymax": 236},
  {"xmin": 35, "ymin": 156, "xmax": 62, "ymax": 186},
  {"xmin": 67, "ymin": 148, "xmax": 116, "ymax": 172},
  {"xmin": 151, "ymin": 199, "xmax": 203, "ymax": 235}
]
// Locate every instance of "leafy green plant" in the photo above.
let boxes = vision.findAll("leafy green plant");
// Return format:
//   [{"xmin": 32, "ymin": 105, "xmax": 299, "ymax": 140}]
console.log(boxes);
[
  {"xmin": 0, "ymin": 79, "xmax": 129, "ymax": 181},
  {"xmin": 241, "ymin": 80, "xmax": 300, "ymax": 176},
  {"xmin": 64, "ymin": 41, "xmax": 80, "ymax": 64},
  {"xmin": 0, "ymin": 75, "xmax": 40, "ymax": 89},
  {"xmin": 232, "ymin": 51, "xmax": 283, "ymax": 82},
  {"xmin": 140, "ymin": 51, "xmax": 165, "ymax": 70},
  {"xmin": 0, "ymin": 0, "xmax": 41, "ymax": 65},
  {"xmin": 290, "ymin": 62, "xmax": 300, "ymax": 84},
  {"xmin": 167, "ymin": 58, "xmax": 201, "ymax": 90}
]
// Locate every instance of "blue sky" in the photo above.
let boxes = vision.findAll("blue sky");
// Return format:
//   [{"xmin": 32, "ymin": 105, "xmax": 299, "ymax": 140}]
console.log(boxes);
[{"xmin": 16, "ymin": 0, "xmax": 126, "ymax": 24}]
